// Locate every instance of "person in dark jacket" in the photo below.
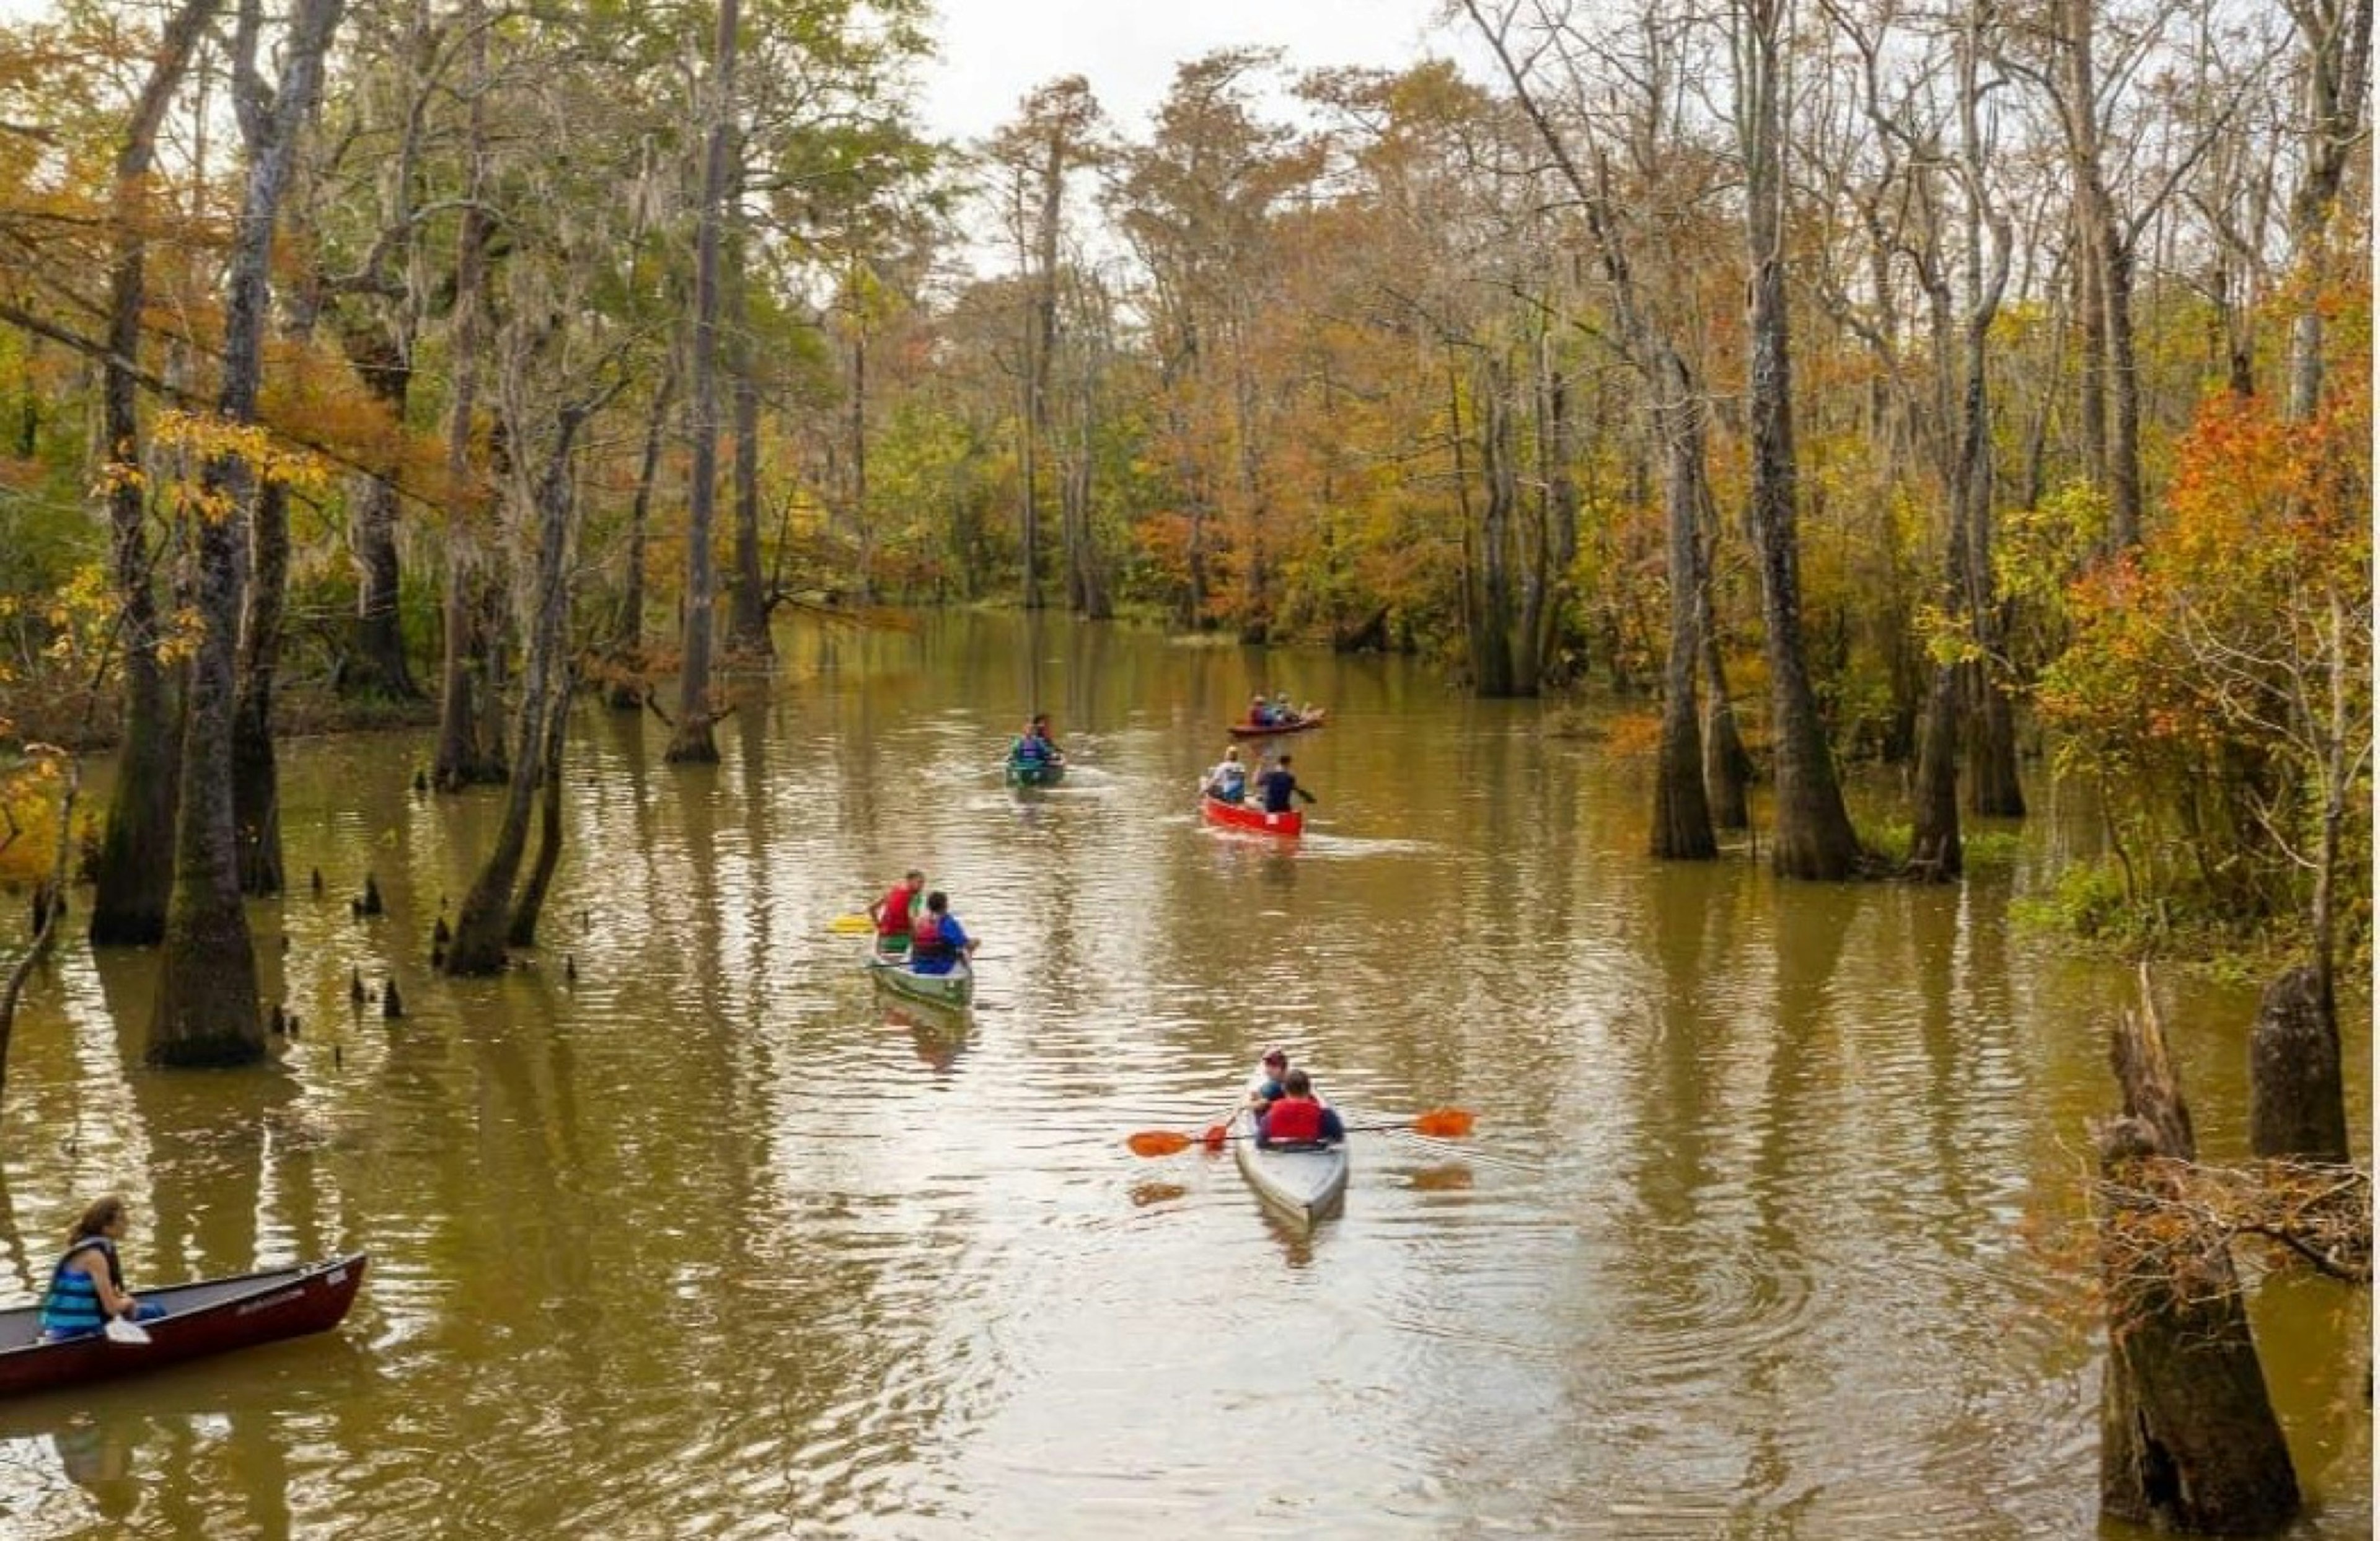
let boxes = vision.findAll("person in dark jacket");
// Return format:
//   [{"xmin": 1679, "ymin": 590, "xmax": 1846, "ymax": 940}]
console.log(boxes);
[
  {"xmin": 1256, "ymin": 1069, "xmax": 1346, "ymax": 1148},
  {"xmin": 1256, "ymin": 755, "xmax": 1318, "ymax": 815}
]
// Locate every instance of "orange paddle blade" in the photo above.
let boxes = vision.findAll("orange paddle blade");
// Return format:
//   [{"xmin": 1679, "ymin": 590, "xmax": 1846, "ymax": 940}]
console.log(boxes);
[
  {"xmin": 1201, "ymin": 1124, "xmax": 1228, "ymax": 1151},
  {"xmin": 1412, "ymin": 1109, "xmax": 1475, "ymax": 1139},
  {"xmin": 1127, "ymin": 1131, "xmax": 1194, "ymax": 1157}
]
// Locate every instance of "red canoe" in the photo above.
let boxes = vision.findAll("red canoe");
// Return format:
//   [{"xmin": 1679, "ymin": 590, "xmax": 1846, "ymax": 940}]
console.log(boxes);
[
  {"xmin": 0, "ymin": 1252, "xmax": 368, "ymax": 1398},
  {"xmin": 1226, "ymin": 708, "xmax": 1328, "ymax": 739},
  {"xmin": 1202, "ymin": 794, "xmax": 1303, "ymax": 838}
]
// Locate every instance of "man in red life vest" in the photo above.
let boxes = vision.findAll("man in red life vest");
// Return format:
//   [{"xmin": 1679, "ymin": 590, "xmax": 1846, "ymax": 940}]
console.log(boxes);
[
  {"xmin": 869, "ymin": 869, "xmax": 925, "ymax": 954},
  {"xmin": 1255, "ymin": 1069, "xmax": 1345, "ymax": 1148}
]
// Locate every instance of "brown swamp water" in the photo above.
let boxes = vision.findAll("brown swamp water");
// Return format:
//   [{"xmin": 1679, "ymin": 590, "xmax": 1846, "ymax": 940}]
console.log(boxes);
[{"xmin": 0, "ymin": 610, "xmax": 2366, "ymax": 1539}]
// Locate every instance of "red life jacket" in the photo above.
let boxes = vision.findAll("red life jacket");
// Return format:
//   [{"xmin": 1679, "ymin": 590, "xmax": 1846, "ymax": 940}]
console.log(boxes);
[
  {"xmin": 1265, "ymin": 1096, "xmax": 1325, "ymax": 1143},
  {"xmin": 911, "ymin": 913, "xmax": 951, "ymax": 962},
  {"xmin": 878, "ymin": 886, "xmax": 917, "ymax": 936}
]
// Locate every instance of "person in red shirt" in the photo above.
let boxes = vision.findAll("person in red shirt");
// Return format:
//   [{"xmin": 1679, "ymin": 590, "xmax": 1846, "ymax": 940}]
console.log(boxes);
[
  {"xmin": 869, "ymin": 870, "xmax": 925, "ymax": 954},
  {"xmin": 1256, "ymin": 1069, "xmax": 1346, "ymax": 1148}
]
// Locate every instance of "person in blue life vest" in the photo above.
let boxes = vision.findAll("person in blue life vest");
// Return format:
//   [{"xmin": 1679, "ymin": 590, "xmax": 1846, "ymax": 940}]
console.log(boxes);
[
  {"xmin": 1256, "ymin": 753, "xmax": 1318, "ymax": 815},
  {"xmin": 1246, "ymin": 693, "xmax": 1276, "ymax": 728},
  {"xmin": 38, "ymin": 1195, "xmax": 167, "ymax": 1342},
  {"xmin": 1255, "ymin": 1069, "xmax": 1345, "ymax": 1149},
  {"xmin": 907, "ymin": 891, "xmax": 976, "ymax": 976},
  {"xmin": 1020, "ymin": 713, "xmax": 1064, "ymax": 765},
  {"xmin": 1204, "ymin": 745, "xmax": 1248, "ymax": 803}
]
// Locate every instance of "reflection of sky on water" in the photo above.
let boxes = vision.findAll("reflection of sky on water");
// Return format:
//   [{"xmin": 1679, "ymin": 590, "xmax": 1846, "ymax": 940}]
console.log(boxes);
[{"xmin": 0, "ymin": 610, "xmax": 2363, "ymax": 1537}]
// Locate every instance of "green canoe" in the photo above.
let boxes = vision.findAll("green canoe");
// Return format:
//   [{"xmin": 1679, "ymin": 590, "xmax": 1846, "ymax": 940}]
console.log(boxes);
[
  {"xmin": 866, "ymin": 947, "xmax": 973, "ymax": 1011},
  {"xmin": 1005, "ymin": 757, "xmax": 1065, "ymax": 788}
]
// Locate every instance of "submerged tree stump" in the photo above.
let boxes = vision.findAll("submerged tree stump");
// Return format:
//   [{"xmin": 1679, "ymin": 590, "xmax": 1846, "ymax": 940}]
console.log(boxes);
[
  {"xmin": 2096, "ymin": 988, "xmax": 2300, "ymax": 1535},
  {"xmin": 2249, "ymin": 965, "xmax": 2348, "ymax": 1164}
]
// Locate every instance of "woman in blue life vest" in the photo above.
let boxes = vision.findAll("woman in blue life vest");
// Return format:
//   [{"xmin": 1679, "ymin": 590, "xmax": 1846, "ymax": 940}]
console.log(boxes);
[
  {"xmin": 38, "ymin": 1195, "xmax": 167, "ymax": 1341},
  {"xmin": 907, "ymin": 891, "xmax": 976, "ymax": 976},
  {"xmin": 1204, "ymin": 746, "xmax": 1248, "ymax": 804},
  {"xmin": 1255, "ymin": 1069, "xmax": 1346, "ymax": 1149}
]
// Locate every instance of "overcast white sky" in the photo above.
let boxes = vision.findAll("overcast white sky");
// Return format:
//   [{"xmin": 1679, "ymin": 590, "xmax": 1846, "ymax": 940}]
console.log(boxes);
[
  {"xmin": 920, "ymin": 0, "xmax": 1457, "ymax": 143},
  {"xmin": 0, "ymin": 1, "xmax": 1461, "ymax": 143}
]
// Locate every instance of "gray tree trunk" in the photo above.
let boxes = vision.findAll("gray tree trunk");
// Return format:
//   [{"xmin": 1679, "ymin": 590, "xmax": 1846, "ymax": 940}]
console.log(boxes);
[
  {"xmin": 1740, "ymin": 0, "xmax": 1860, "ymax": 879},
  {"xmin": 726, "ymin": 229, "xmax": 771, "ymax": 656},
  {"xmin": 90, "ymin": 0, "xmax": 218, "ymax": 947},
  {"xmin": 610, "ymin": 364, "xmax": 675, "ymax": 706},
  {"xmin": 448, "ymin": 404, "xmax": 592, "ymax": 974},
  {"xmin": 669, "ymin": 0, "xmax": 737, "ymax": 764},
  {"xmin": 152, "ymin": 0, "xmax": 346, "ymax": 1065},
  {"xmin": 433, "ymin": 0, "xmax": 505, "ymax": 789},
  {"xmin": 2283, "ymin": 0, "xmax": 2373, "ymax": 421}
]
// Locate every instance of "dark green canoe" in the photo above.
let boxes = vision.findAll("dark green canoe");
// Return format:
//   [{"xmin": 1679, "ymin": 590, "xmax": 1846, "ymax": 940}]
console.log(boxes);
[{"xmin": 1005, "ymin": 757, "xmax": 1065, "ymax": 788}]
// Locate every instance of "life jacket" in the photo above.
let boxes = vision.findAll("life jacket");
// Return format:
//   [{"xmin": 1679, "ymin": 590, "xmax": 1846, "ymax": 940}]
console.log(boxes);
[
  {"xmin": 1264, "ymin": 1097, "xmax": 1326, "ymax": 1144},
  {"xmin": 912, "ymin": 913, "xmax": 954, "ymax": 964},
  {"xmin": 38, "ymin": 1237, "xmax": 119, "ymax": 1338},
  {"xmin": 878, "ymin": 885, "xmax": 917, "ymax": 937}
]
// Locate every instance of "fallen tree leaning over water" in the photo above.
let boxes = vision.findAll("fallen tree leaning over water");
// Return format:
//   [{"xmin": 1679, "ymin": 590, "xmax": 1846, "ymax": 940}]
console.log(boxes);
[{"xmin": 2092, "ymin": 973, "xmax": 2371, "ymax": 1535}]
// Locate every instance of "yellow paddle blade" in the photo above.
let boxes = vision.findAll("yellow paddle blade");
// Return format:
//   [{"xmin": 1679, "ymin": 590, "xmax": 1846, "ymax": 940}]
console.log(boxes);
[
  {"xmin": 1127, "ymin": 1131, "xmax": 1194, "ymax": 1157},
  {"xmin": 827, "ymin": 914, "xmax": 875, "ymax": 934},
  {"xmin": 1412, "ymin": 1109, "xmax": 1475, "ymax": 1139}
]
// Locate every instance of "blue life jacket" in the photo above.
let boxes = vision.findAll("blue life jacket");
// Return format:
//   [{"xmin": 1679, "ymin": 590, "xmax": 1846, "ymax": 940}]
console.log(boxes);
[{"xmin": 38, "ymin": 1237, "xmax": 120, "ymax": 1338}]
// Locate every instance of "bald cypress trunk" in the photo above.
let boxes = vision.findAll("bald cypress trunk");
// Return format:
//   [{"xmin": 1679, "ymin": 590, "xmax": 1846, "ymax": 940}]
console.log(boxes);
[
  {"xmin": 1740, "ymin": 0, "xmax": 1859, "ymax": 879},
  {"xmin": 90, "ymin": 0, "xmax": 218, "ymax": 947},
  {"xmin": 448, "ymin": 406, "xmax": 590, "ymax": 975},
  {"xmin": 668, "ymin": 0, "xmax": 737, "ymax": 764},
  {"xmin": 152, "ymin": 0, "xmax": 346, "ymax": 1065}
]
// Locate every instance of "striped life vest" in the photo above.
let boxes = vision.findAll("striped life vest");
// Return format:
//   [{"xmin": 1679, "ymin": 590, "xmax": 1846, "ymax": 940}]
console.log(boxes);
[{"xmin": 38, "ymin": 1237, "xmax": 120, "ymax": 1338}]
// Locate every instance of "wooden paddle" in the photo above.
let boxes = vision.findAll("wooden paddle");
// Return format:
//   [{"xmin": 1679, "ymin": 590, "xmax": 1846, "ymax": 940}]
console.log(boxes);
[{"xmin": 1126, "ymin": 1108, "xmax": 1474, "ymax": 1157}]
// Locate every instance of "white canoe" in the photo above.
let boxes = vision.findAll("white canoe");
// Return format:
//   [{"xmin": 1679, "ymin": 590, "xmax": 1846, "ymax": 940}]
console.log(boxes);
[{"xmin": 1232, "ymin": 1082, "xmax": 1349, "ymax": 1224}]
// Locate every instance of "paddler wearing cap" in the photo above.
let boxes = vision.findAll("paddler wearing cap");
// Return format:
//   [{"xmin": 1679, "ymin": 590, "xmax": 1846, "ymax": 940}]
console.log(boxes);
[{"xmin": 1248, "ymin": 1048, "xmax": 1291, "ymax": 1115}]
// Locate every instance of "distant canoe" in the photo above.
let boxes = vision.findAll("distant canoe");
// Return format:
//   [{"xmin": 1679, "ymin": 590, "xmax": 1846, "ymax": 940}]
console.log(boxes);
[
  {"xmin": 0, "ymin": 1253, "xmax": 368, "ymax": 1400},
  {"xmin": 1227, "ymin": 709, "xmax": 1328, "ymax": 739},
  {"xmin": 1201, "ymin": 793, "xmax": 1302, "ymax": 838}
]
